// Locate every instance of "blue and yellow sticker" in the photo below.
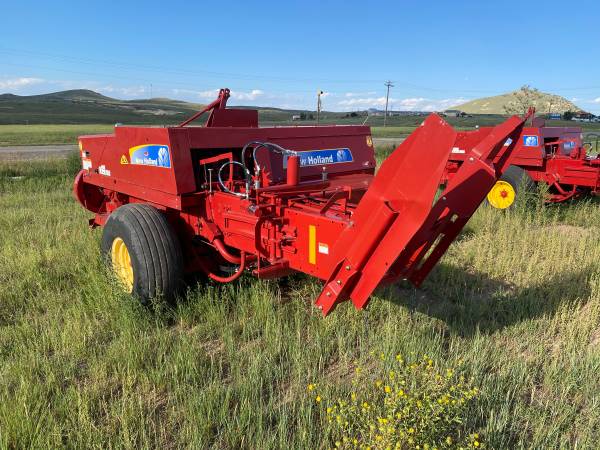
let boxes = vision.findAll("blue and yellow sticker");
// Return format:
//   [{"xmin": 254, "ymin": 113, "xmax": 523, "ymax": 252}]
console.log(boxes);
[
  {"xmin": 285, "ymin": 148, "xmax": 353, "ymax": 168},
  {"xmin": 523, "ymin": 135, "xmax": 539, "ymax": 147},
  {"xmin": 128, "ymin": 144, "xmax": 171, "ymax": 168}
]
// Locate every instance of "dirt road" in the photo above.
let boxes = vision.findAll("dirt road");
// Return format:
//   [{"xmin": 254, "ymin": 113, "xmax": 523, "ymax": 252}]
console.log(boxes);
[
  {"xmin": 0, "ymin": 144, "xmax": 77, "ymax": 161},
  {"xmin": 372, "ymin": 137, "xmax": 405, "ymax": 146}
]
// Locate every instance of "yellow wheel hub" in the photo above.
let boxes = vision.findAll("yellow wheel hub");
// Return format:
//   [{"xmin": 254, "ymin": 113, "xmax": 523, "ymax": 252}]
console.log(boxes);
[
  {"xmin": 111, "ymin": 237, "xmax": 133, "ymax": 292},
  {"xmin": 487, "ymin": 180, "xmax": 516, "ymax": 209}
]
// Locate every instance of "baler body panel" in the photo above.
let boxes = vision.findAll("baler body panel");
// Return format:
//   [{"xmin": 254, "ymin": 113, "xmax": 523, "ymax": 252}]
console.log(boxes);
[{"xmin": 79, "ymin": 125, "xmax": 375, "ymax": 210}]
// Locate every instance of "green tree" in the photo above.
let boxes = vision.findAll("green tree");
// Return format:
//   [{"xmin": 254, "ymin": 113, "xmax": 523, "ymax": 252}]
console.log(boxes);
[{"xmin": 503, "ymin": 85, "xmax": 540, "ymax": 115}]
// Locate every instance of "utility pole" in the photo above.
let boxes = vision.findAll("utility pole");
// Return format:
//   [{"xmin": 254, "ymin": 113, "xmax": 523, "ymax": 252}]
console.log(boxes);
[
  {"xmin": 384, "ymin": 80, "xmax": 394, "ymax": 127},
  {"xmin": 317, "ymin": 90, "xmax": 323, "ymax": 125}
]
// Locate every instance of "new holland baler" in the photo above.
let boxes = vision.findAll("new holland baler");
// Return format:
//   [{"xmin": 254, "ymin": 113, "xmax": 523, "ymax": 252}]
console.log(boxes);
[
  {"xmin": 443, "ymin": 119, "xmax": 600, "ymax": 209},
  {"xmin": 74, "ymin": 88, "xmax": 533, "ymax": 315}
]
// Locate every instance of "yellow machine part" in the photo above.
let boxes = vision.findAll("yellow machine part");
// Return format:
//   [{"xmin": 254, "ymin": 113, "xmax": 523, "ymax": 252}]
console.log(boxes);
[
  {"xmin": 487, "ymin": 180, "xmax": 516, "ymax": 209},
  {"xmin": 111, "ymin": 237, "xmax": 134, "ymax": 292}
]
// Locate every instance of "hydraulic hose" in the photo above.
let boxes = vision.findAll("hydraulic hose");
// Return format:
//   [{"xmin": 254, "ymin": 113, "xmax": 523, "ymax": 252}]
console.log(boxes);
[
  {"xmin": 217, "ymin": 160, "xmax": 251, "ymax": 197},
  {"xmin": 213, "ymin": 238, "xmax": 252, "ymax": 264},
  {"xmin": 207, "ymin": 251, "xmax": 246, "ymax": 283},
  {"xmin": 241, "ymin": 141, "xmax": 297, "ymax": 175}
]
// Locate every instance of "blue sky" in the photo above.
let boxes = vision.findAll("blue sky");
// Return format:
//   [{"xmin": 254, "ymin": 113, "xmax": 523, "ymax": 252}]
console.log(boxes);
[{"xmin": 1, "ymin": 0, "xmax": 599, "ymax": 113}]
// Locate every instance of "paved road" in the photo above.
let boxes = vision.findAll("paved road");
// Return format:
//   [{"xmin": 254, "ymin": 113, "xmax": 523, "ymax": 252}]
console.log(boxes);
[
  {"xmin": 0, "ymin": 144, "xmax": 78, "ymax": 161},
  {"xmin": 0, "ymin": 139, "xmax": 405, "ymax": 162},
  {"xmin": 373, "ymin": 137, "xmax": 406, "ymax": 147}
]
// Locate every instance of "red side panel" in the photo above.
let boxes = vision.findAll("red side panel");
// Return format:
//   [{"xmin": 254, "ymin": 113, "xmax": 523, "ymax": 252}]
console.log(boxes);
[{"xmin": 315, "ymin": 114, "xmax": 456, "ymax": 314}]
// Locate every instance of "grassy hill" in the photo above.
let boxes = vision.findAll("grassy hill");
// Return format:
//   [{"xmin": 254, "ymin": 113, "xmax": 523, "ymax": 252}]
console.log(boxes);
[
  {"xmin": 0, "ymin": 89, "xmax": 343, "ymax": 125},
  {"xmin": 453, "ymin": 89, "xmax": 582, "ymax": 115},
  {"xmin": 0, "ymin": 89, "xmax": 207, "ymax": 125}
]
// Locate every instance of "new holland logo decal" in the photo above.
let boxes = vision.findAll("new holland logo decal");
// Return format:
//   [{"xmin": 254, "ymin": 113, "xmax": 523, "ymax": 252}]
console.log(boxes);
[
  {"xmin": 128, "ymin": 144, "xmax": 171, "ymax": 168},
  {"xmin": 284, "ymin": 148, "xmax": 353, "ymax": 168}
]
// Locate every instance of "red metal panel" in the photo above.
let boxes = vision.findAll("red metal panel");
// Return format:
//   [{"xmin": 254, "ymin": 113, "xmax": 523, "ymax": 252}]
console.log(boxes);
[
  {"xmin": 168, "ymin": 128, "xmax": 196, "ymax": 194},
  {"xmin": 186, "ymin": 125, "xmax": 375, "ymax": 180},
  {"xmin": 315, "ymin": 114, "xmax": 457, "ymax": 315},
  {"xmin": 208, "ymin": 109, "xmax": 258, "ymax": 127}
]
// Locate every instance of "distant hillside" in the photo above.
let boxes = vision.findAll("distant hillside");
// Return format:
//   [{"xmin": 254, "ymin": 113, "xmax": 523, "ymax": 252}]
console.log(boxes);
[
  {"xmin": 452, "ymin": 89, "xmax": 582, "ymax": 115},
  {"xmin": 0, "ymin": 89, "xmax": 210, "ymax": 125},
  {"xmin": 0, "ymin": 89, "xmax": 353, "ymax": 125}
]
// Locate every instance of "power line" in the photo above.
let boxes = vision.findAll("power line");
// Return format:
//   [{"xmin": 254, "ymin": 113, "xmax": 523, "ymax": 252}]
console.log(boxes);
[
  {"xmin": 4, "ymin": 46, "xmax": 600, "ymax": 95},
  {"xmin": 384, "ymin": 81, "xmax": 394, "ymax": 127},
  {"xmin": 0, "ymin": 46, "xmax": 523, "ymax": 94}
]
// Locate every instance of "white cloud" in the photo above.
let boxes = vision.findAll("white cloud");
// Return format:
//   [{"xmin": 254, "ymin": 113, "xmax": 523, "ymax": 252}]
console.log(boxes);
[
  {"xmin": 0, "ymin": 77, "xmax": 45, "ymax": 90},
  {"xmin": 231, "ymin": 89, "xmax": 264, "ymax": 101},
  {"xmin": 95, "ymin": 85, "xmax": 147, "ymax": 97},
  {"xmin": 195, "ymin": 89, "xmax": 219, "ymax": 99},
  {"xmin": 338, "ymin": 96, "xmax": 388, "ymax": 108},
  {"xmin": 344, "ymin": 91, "xmax": 376, "ymax": 98},
  {"xmin": 336, "ymin": 96, "xmax": 466, "ymax": 112},
  {"xmin": 593, "ymin": 97, "xmax": 600, "ymax": 104},
  {"xmin": 195, "ymin": 88, "xmax": 264, "ymax": 101}
]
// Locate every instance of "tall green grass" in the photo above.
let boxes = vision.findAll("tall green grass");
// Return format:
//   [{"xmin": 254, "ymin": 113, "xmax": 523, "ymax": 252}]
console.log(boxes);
[
  {"xmin": 0, "ymin": 124, "xmax": 114, "ymax": 146},
  {"xmin": 0, "ymin": 154, "xmax": 599, "ymax": 448}
]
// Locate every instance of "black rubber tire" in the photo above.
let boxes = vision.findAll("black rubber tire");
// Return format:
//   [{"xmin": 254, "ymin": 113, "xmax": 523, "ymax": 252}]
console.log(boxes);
[
  {"xmin": 101, "ymin": 203, "xmax": 183, "ymax": 305},
  {"xmin": 487, "ymin": 165, "xmax": 535, "ymax": 209}
]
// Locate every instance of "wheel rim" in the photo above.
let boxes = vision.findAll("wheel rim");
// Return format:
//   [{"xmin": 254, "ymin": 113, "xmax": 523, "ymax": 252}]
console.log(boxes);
[
  {"xmin": 487, "ymin": 180, "xmax": 516, "ymax": 209},
  {"xmin": 111, "ymin": 237, "xmax": 134, "ymax": 292}
]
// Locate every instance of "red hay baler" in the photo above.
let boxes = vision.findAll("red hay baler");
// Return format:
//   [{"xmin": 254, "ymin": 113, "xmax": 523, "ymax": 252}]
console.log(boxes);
[
  {"xmin": 443, "ymin": 118, "xmax": 600, "ymax": 209},
  {"xmin": 74, "ymin": 88, "xmax": 533, "ymax": 315}
]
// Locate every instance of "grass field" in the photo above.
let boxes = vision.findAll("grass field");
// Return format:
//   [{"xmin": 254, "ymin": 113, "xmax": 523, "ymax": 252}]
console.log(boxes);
[
  {"xmin": 1, "ymin": 151, "xmax": 600, "ymax": 449},
  {"xmin": 2, "ymin": 120, "xmax": 600, "ymax": 150},
  {"xmin": 0, "ymin": 124, "xmax": 114, "ymax": 146}
]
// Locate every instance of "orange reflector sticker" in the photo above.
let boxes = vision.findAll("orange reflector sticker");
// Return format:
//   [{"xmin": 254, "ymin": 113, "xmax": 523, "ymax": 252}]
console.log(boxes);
[{"xmin": 309, "ymin": 225, "xmax": 316, "ymax": 264}]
